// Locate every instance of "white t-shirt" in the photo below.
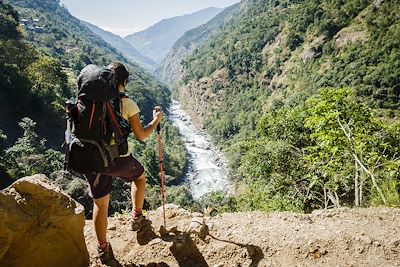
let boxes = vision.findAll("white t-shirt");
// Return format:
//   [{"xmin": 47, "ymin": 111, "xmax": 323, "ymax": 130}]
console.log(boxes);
[
  {"xmin": 121, "ymin": 97, "xmax": 140, "ymax": 120},
  {"xmin": 119, "ymin": 97, "xmax": 140, "ymax": 157}
]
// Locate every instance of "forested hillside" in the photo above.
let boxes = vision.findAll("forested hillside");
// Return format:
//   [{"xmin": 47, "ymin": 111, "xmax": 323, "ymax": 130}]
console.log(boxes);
[
  {"xmin": 175, "ymin": 0, "xmax": 400, "ymax": 212},
  {"xmin": 157, "ymin": 3, "xmax": 241, "ymax": 87},
  {"xmin": 0, "ymin": 0, "xmax": 68, "ymax": 147},
  {"xmin": 1, "ymin": 0, "xmax": 188, "ymax": 216},
  {"xmin": 0, "ymin": 0, "xmax": 69, "ymax": 183},
  {"xmin": 4, "ymin": 0, "xmax": 170, "ymax": 144}
]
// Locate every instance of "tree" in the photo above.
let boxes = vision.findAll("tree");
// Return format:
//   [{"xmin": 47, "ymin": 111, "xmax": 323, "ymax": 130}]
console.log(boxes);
[
  {"xmin": 304, "ymin": 88, "xmax": 396, "ymax": 207},
  {"xmin": 0, "ymin": 2, "xmax": 20, "ymax": 39},
  {"xmin": 235, "ymin": 138, "xmax": 306, "ymax": 212},
  {"xmin": 26, "ymin": 56, "xmax": 69, "ymax": 111}
]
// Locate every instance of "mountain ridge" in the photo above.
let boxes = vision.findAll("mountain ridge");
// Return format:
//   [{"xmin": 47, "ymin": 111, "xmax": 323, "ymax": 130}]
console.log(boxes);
[
  {"xmin": 124, "ymin": 7, "xmax": 223, "ymax": 63},
  {"xmin": 81, "ymin": 20, "xmax": 157, "ymax": 71},
  {"xmin": 5, "ymin": 0, "xmax": 170, "ymax": 136},
  {"xmin": 156, "ymin": 3, "xmax": 242, "ymax": 87}
]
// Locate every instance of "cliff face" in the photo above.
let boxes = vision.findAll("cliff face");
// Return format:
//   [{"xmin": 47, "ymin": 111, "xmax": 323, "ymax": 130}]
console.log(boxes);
[
  {"xmin": 178, "ymin": 70, "xmax": 229, "ymax": 129},
  {"xmin": 0, "ymin": 175, "xmax": 88, "ymax": 267}
]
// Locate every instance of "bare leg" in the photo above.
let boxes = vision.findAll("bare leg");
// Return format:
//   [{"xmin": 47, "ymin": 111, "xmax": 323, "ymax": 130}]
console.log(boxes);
[
  {"xmin": 131, "ymin": 173, "xmax": 146, "ymax": 213},
  {"xmin": 93, "ymin": 194, "xmax": 110, "ymax": 244}
]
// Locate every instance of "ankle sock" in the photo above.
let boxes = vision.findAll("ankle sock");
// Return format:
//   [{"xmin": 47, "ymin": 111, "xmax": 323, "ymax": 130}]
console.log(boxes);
[
  {"xmin": 131, "ymin": 208, "xmax": 142, "ymax": 219},
  {"xmin": 98, "ymin": 241, "xmax": 108, "ymax": 251}
]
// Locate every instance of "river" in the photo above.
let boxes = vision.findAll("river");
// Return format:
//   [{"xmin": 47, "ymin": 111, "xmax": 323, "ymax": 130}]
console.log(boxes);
[{"xmin": 168, "ymin": 100, "xmax": 232, "ymax": 199}]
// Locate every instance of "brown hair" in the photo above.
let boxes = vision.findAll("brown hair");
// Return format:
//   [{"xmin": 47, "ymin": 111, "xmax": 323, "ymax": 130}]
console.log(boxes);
[{"xmin": 107, "ymin": 62, "xmax": 129, "ymax": 86}]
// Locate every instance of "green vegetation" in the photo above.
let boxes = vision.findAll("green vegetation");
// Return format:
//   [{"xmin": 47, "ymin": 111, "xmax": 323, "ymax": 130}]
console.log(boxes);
[
  {"xmin": 1, "ymin": 1, "xmax": 69, "ymax": 147},
  {"xmin": 177, "ymin": 0, "xmax": 400, "ymax": 212},
  {"xmin": 1, "ymin": 118, "xmax": 63, "ymax": 179},
  {"xmin": 126, "ymin": 120, "xmax": 191, "ymax": 211}
]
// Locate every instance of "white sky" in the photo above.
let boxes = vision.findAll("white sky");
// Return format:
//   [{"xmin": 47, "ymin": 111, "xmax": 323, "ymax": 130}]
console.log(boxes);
[{"xmin": 59, "ymin": 0, "xmax": 240, "ymax": 36}]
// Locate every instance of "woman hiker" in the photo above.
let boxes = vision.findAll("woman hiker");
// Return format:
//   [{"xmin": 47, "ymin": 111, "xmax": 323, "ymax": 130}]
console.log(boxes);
[{"xmin": 84, "ymin": 62, "xmax": 163, "ymax": 265}]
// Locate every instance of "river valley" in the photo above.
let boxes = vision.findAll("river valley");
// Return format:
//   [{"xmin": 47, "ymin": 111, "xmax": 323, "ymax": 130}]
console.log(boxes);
[{"xmin": 168, "ymin": 100, "xmax": 232, "ymax": 199}]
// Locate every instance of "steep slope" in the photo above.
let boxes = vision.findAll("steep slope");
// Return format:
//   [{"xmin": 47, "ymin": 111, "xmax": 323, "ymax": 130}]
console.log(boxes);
[
  {"xmin": 0, "ymin": 0, "xmax": 69, "ymax": 147},
  {"xmin": 124, "ymin": 7, "xmax": 223, "ymax": 63},
  {"xmin": 10, "ymin": 0, "xmax": 128, "ymax": 72},
  {"xmin": 156, "ymin": 3, "xmax": 242, "ymax": 87},
  {"xmin": 6, "ymin": 0, "xmax": 170, "ymax": 138},
  {"xmin": 85, "ymin": 205, "xmax": 400, "ymax": 266},
  {"xmin": 175, "ymin": 0, "xmax": 400, "ymax": 212},
  {"xmin": 179, "ymin": 0, "xmax": 400, "ymax": 129},
  {"xmin": 81, "ymin": 20, "xmax": 157, "ymax": 71}
]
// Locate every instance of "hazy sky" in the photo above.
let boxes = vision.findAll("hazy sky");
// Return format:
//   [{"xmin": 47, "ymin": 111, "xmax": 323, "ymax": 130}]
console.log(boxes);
[{"xmin": 59, "ymin": 0, "xmax": 240, "ymax": 37}]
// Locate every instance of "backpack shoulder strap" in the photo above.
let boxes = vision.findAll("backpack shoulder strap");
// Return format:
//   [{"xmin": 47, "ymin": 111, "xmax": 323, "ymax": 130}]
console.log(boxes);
[
  {"xmin": 119, "ymin": 92, "xmax": 129, "ymax": 99},
  {"xmin": 117, "ymin": 92, "xmax": 130, "ymax": 115}
]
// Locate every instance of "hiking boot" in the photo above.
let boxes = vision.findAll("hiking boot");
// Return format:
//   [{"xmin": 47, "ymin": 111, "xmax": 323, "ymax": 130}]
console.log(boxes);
[
  {"xmin": 97, "ymin": 242, "xmax": 115, "ymax": 266},
  {"xmin": 131, "ymin": 213, "xmax": 148, "ymax": 231}
]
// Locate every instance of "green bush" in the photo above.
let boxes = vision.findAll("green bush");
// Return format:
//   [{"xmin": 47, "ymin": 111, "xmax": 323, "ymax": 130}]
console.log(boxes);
[
  {"xmin": 3, "ymin": 118, "xmax": 63, "ymax": 179},
  {"xmin": 236, "ymin": 180, "xmax": 304, "ymax": 212},
  {"xmin": 199, "ymin": 191, "xmax": 237, "ymax": 213}
]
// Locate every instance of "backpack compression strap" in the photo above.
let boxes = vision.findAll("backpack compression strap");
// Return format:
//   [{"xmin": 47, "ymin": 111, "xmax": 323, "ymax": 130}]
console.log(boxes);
[
  {"xmin": 89, "ymin": 101, "xmax": 96, "ymax": 130},
  {"xmin": 105, "ymin": 101, "xmax": 123, "ymax": 138}
]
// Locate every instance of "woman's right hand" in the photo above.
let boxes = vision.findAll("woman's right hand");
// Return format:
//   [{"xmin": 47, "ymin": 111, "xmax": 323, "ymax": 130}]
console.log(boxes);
[{"xmin": 153, "ymin": 106, "xmax": 163, "ymax": 124}]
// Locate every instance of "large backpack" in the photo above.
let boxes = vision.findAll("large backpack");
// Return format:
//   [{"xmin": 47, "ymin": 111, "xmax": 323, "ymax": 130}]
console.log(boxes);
[{"xmin": 64, "ymin": 64, "xmax": 131, "ymax": 173}]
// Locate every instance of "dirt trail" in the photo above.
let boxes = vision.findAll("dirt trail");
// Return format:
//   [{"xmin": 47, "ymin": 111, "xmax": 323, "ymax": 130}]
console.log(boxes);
[{"xmin": 85, "ymin": 205, "xmax": 400, "ymax": 266}]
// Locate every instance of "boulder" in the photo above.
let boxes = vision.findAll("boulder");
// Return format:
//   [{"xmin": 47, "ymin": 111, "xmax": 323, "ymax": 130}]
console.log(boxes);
[{"xmin": 0, "ymin": 174, "xmax": 89, "ymax": 267}]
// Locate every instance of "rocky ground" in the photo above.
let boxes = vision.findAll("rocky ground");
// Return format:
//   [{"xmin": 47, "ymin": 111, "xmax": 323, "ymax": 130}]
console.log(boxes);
[{"xmin": 85, "ymin": 205, "xmax": 400, "ymax": 267}]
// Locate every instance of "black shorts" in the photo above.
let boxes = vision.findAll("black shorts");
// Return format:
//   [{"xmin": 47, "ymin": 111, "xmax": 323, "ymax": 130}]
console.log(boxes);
[{"xmin": 84, "ymin": 155, "xmax": 145, "ymax": 199}]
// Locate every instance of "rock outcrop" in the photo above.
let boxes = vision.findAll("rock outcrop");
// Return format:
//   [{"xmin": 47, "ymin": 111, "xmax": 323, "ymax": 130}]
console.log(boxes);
[{"xmin": 0, "ymin": 174, "xmax": 89, "ymax": 267}]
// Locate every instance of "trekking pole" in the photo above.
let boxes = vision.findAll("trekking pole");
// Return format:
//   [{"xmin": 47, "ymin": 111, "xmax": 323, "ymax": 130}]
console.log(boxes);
[
  {"xmin": 155, "ymin": 107, "xmax": 166, "ymax": 227},
  {"xmin": 64, "ymin": 101, "xmax": 73, "ymax": 173},
  {"xmin": 63, "ymin": 117, "xmax": 71, "ymax": 175}
]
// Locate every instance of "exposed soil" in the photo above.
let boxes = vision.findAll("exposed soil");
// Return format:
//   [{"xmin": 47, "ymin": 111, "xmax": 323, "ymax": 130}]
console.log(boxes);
[{"xmin": 85, "ymin": 205, "xmax": 400, "ymax": 267}]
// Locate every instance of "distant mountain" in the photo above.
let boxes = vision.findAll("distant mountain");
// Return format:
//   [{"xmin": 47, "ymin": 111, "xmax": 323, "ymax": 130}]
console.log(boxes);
[
  {"xmin": 156, "ymin": 3, "xmax": 241, "ymax": 87},
  {"xmin": 124, "ymin": 7, "xmax": 223, "ymax": 63},
  {"xmin": 81, "ymin": 20, "xmax": 156, "ymax": 71}
]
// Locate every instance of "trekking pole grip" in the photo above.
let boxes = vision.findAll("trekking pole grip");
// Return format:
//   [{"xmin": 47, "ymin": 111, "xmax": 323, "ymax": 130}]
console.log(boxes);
[{"xmin": 155, "ymin": 106, "xmax": 161, "ymax": 133}]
